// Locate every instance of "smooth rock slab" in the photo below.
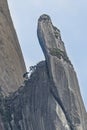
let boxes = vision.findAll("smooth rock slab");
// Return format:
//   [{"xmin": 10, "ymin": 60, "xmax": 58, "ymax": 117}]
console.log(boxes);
[{"xmin": 0, "ymin": 0, "xmax": 26, "ymax": 95}]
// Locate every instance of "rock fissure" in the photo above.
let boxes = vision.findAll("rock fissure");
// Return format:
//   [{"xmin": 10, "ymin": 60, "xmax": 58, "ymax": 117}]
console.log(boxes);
[{"xmin": 50, "ymin": 88, "xmax": 73, "ymax": 130}]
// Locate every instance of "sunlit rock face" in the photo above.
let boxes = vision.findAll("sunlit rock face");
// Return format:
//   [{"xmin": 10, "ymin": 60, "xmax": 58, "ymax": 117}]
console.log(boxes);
[{"xmin": 0, "ymin": 0, "xmax": 26, "ymax": 95}]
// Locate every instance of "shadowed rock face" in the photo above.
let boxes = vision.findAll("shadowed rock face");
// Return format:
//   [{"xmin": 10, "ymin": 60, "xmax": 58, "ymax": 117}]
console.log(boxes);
[
  {"xmin": 0, "ymin": 61, "xmax": 86, "ymax": 130},
  {"xmin": 0, "ymin": 0, "xmax": 26, "ymax": 95},
  {"xmin": 0, "ymin": 12, "xmax": 87, "ymax": 130},
  {"xmin": 0, "ymin": 61, "xmax": 72, "ymax": 130}
]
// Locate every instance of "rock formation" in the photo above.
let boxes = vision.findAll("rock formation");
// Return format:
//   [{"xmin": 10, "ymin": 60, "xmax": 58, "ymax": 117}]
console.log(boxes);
[
  {"xmin": 0, "ymin": 12, "xmax": 87, "ymax": 130},
  {"xmin": 37, "ymin": 14, "xmax": 87, "ymax": 130},
  {"xmin": 0, "ymin": 0, "xmax": 26, "ymax": 95}
]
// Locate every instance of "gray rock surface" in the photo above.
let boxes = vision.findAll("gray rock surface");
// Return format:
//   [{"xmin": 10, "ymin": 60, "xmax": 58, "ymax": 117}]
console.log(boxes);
[
  {"xmin": 0, "ymin": 61, "xmax": 71, "ymax": 130},
  {"xmin": 0, "ymin": 9, "xmax": 87, "ymax": 130},
  {"xmin": 0, "ymin": 0, "xmax": 26, "ymax": 95},
  {"xmin": 37, "ymin": 14, "xmax": 87, "ymax": 130},
  {"xmin": 0, "ymin": 60, "xmax": 86, "ymax": 130}
]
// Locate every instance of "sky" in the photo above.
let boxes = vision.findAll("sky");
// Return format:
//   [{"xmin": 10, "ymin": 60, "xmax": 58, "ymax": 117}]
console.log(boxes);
[{"xmin": 8, "ymin": 0, "xmax": 87, "ymax": 110}]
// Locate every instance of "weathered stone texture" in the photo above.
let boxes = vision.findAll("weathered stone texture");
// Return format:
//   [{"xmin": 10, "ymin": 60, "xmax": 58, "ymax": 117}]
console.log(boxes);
[
  {"xmin": 0, "ymin": 61, "xmax": 71, "ymax": 130},
  {"xmin": 0, "ymin": 0, "xmax": 26, "ymax": 95},
  {"xmin": 37, "ymin": 14, "xmax": 87, "ymax": 130},
  {"xmin": 0, "ymin": 5, "xmax": 87, "ymax": 129},
  {"xmin": 0, "ymin": 14, "xmax": 87, "ymax": 130},
  {"xmin": 0, "ymin": 60, "xmax": 86, "ymax": 130}
]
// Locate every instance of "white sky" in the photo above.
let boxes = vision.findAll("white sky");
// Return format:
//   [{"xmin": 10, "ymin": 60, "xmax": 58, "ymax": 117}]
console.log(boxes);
[{"xmin": 8, "ymin": 0, "xmax": 87, "ymax": 110}]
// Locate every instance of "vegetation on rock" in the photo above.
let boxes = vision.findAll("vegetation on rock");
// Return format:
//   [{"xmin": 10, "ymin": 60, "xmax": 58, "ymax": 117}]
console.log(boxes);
[{"xmin": 49, "ymin": 48, "xmax": 72, "ymax": 65}]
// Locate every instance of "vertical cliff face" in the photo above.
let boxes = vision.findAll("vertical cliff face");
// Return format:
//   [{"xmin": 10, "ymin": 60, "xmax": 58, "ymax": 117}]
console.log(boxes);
[
  {"xmin": 0, "ymin": 0, "xmax": 26, "ymax": 95},
  {"xmin": 37, "ymin": 14, "xmax": 87, "ymax": 130},
  {"xmin": 0, "ymin": 14, "xmax": 86, "ymax": 130}
]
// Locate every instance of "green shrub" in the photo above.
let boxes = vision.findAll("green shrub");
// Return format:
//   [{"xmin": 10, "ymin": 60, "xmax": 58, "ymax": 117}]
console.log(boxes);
[{"xmin": 49, "ymin": 48, "xmax": 71, "ymax": 65}]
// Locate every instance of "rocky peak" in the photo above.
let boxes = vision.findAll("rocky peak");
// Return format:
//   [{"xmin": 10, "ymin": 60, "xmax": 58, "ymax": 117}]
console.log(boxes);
[
  {"xmin": 38, "ymin": 14, "xmax": 65, "ymax": 52},
  {"xmin": 0, "ymin": 9, "xmax": 87, "ymax": 130},
  {"xmin": 38, "ymin": 14, "xmax": 51, "ymax": 22},
  {"xmin": 37, "ymin": 14, "xmax": 87, "ymax": 130}
]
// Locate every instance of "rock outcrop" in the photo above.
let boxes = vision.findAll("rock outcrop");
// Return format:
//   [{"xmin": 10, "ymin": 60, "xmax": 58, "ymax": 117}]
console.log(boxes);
[
  {"xmin": 37, "ymin": 14, "xmax": 87, "ymax": 130},
  {"xmin": 0, "ymin": 0, "xmax": 26, "ymax": 95},
  {"xmin": 0, "ymin": 13, "xmax": 87, "ymax": 130}
]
